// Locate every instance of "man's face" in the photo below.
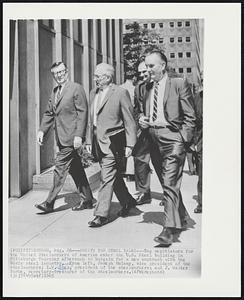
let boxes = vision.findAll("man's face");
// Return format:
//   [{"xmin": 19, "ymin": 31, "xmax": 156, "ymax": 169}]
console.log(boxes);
[
  {"xmin": 94, "ymin": 66, "xmax": 111, "ymax": 88},
  {"xmin": 145, "ymin": 53, "xmax": 166, "ymax": 82},
  {"xmin": 51, "ymin": 63, "xmax": 68, "ymax": 85},
  {"xmin": 138, "ymin": 62, "xmax": 149, "ymax": 83}
]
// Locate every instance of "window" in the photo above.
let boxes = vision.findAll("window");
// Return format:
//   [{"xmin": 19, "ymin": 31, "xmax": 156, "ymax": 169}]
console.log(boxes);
[
  {"xmin": 39, "ymin": 20, "xmax": 54, "ymax": 29},
  {"xmin": 170, "ymin": 53, "xmax": 175, "ymax": 58},
  {"xmin": 151, "ymin": 23, "xmax": 155, "ymax": 29},
  {"xmin": 179, "ymin": 68, "xmax": 184, "ymax": 73},
  {"xmin": 185, "ymin": 21, "xmax": 191, "ymax": 27},
  {"xmin": 143, "ymin": 24, "xmax": 148, "ymax": 29},
  {"xmin": 177, "ymin": 21, "xmax": 182, "ymax": 27},
  {"xmin": 159, "ymin": 22, "xmax": 163, "ymax": 28},
  {"xmin": 73, "ymin": 20, "xmax": 82, "ymax": 43},
  {"xmin": 172, "ymin": 68, "xmax": 175, "ymax": 72},
  {"xmin": 178, "ymin": 52, "xmax": 183, "ymax": 58},
  {"xmin": 61, "ymin": 19, "xmax": 70, "ymax": 36},
  {"xmin": 178, "ymin": 37, "xmax": 182, "ymax": 43},
  {"xmin": 186, "ymin": 37, "xmax": 191, "ymax": 42},
  {"xmin": 187, "ymin": 68, "xmax": 192, "ymax": 73},
  {"xmin": 170, "ymin": 37, "xmax": 174, "ymax": 43},
  {"xmin": 159, "ymin": 38, "xmax": 164, "ymax": 44},
  {"xmin": 186, "ymin": 52, "xmax": 191, "ymax": 58},
  {"xmin": 169, "ymin": 21, "xmax": 174, "ymax": 28}
]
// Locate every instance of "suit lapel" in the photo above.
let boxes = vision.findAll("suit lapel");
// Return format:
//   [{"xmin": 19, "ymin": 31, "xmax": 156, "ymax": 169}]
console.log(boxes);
[
  {"xmin": 97, "ymin": 84, "xmax": 115, "ymax": 115},
  {"xmin": 163, "ymin": 77, "xmax": 171, "ymax": 107},
  {"xmin": 90, "ymin": 89, "xmax": 96, "ymax": 125},
  {"xmin": 55, "ymin": 81, "xmax": 71, "ymax": 108}
]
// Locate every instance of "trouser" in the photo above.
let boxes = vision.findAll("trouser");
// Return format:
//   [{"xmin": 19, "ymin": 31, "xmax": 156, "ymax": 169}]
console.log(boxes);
[
  {"xmin": 196, "ymin": 148, "xmax": 202, "ymax": 206},
  {"xmin": 92, "ymin": 130, "xmax": 134, "ymax": 218},
  {"xmin": 186, "ymin": 151, "xmax": 196, "ymax": 173},
  {"xmin": 134, "ymin": 153, "xmax": 151, "ymax": 194},
  {"xmin": 149, "ymin": 127, "xmax": 190, "ymax": 229},
  {"xmin": 46, "ymin": 145, "xmax": 93, "ymax": 205}
]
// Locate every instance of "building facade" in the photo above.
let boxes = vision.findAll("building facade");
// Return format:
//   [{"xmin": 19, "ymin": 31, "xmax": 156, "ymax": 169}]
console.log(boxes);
[
  {"xmin": 123, "ymin": 19, "xmax": 204, "ymax": 88},
  {"xmin": 9, "ymin": 19, "xmax": 124, "ymax": 197}
]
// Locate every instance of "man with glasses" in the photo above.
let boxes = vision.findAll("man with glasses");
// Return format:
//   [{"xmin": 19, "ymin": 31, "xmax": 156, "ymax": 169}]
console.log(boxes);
[
  {"xmin": 35, "ymin": 61, "xmax": 94, "ymax": 213},
  {"xmin": 138, "ymin": 50, "xmax": 196, "ymax": 245},
  {"xmin": 133, "ymin": 59, "xmax": 153, "ymax": 205},
  {"xmin": 86, "ymin": 63, "xmax": 137, "ymax": 227}
]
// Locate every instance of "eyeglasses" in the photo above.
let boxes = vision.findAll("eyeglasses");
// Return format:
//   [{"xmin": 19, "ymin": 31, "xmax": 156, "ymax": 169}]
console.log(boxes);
[
  {"xmin": 138, "ymin": 70, "xmax": 147, "ymax": 74},
  {"xmin": 52, "ymin": 69, "xmax": 67, "ymax": 76},
  {"xmin": 93, "ymin": 74, "xmax": 107, "ymax": 80}
]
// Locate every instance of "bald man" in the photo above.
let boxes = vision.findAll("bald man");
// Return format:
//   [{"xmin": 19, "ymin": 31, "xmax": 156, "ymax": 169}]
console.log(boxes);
[
  {"xmin": 86, "ymin": 63, "xmax": 137, "ymax": 227},
  {"xmin": 133, "ymin": 60, "xmax": 153, "ymax": 205}
]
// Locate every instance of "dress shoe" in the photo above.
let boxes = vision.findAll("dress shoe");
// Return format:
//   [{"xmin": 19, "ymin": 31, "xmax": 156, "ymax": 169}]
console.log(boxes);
[
  {"xmin": 72, "ymin": 201, "xmax": 93, "ymax": 211},
  {"xmin": 154, "ymin": 228, "xmax": 173, "ymax": 245},
  {"xmin": 35, "ymin": 201, "xmax": 54, "ymax": 213},
  {"xmin": 194, "ymin": 204, "xmax": 202, "ymax": 213},
  {"xmin": 88, "ymin": 216, "xmax": 108, "ymax": 227},
  {"xmin": 136, "ymin": 192, "xmax": 151, "ymax": 205},
  {"xmin": 117, "ymin": 198, "xmax": 137, "ymax": 217}
]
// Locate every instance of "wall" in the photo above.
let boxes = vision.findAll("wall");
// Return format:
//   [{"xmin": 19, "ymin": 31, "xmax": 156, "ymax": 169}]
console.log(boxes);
[{"xmin": 9, "ymin": 19, "xmax": 124, "ymax": 197}]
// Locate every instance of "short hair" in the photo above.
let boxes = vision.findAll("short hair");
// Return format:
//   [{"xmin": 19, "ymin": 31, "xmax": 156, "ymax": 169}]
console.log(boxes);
[
  {"xmin": 95, "ymin": 63, "xmax": 115, "ymax": 77},
  {"xmin": 145, "ymin": 49, "xmax": 168, "ymax": 67},
  {"xmin": 50, "ymin": 61, "xmax": 67, "ymax": 71}
]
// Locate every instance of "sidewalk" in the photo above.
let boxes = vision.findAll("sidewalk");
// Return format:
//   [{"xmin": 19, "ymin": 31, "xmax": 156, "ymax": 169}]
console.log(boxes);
[{"xmin": 8, "ymin": 169, "xmax": 201, "ymax": 249}]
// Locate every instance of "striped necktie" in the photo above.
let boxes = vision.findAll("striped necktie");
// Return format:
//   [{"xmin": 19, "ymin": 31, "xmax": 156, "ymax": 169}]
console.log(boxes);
[
  {"xmin": 55, "ymin": 85, "xmax": 62, "ymax": 104},
  {"xmin": 152, "ymin": 82, "xmax": 159, "ymax": 121}
]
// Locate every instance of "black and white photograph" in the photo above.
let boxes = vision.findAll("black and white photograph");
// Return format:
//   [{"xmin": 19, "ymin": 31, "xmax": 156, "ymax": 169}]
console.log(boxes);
[{"xmin": 3, "ymin": 2, "xmax": 241, "ymax": 298}]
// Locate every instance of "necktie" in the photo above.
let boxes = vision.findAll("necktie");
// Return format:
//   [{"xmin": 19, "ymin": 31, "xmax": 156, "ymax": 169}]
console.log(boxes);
[
  {"xmin": 55, "ymin": 85, "xmax": 62, "ymax": 104},
  {"xmin": 152, "ymin": 82, "xmax": 159, "ymax": 121},
  {"xmin": 96, "ymin": 90, "xmax": 103, "ymax": 114}
]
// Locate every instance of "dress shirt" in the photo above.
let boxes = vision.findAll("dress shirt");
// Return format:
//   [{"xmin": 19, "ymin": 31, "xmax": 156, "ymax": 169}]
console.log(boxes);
[
  {"xmin": 93, "ymin": 85, "xmax": 110, "ymax": 126},
  {"xmin": 149, "ymin": 73, "xmax": 169, "ymax": 126},
  {"xmin": 55, "ymin": 81, "xmax": 67, "ymax": 104}
]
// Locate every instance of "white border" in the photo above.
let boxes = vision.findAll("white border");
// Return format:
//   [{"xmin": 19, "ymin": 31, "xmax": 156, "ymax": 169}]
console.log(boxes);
[{"xmin": 3, "ymin": 3, "xmax": 241, "ymax": 297}]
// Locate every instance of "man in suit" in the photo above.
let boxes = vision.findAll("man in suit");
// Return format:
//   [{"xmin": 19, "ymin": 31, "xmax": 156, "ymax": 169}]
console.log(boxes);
[
  {"xmin": 193, "ymin": 73, "xmax": 203, "ymax": 213},
  {"xmin": 35, "ymin": 61, "xmax": 94, "ymax": 213},
  {"xmin": 86, "ymin": 63, "xmax": 137, "ymax": 227},
  {"xmin": 133, "ymin": 60, "xmax": 152, "ymax": 205},
  {"xmin": 138, "ymin": 50, "xmax": 196, "ymax": 245}
]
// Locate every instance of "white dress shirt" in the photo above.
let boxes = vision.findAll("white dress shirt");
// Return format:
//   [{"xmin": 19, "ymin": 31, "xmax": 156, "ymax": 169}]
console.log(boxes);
[
  {"xmin": 149, "ymin": 73, "xmax": 169, "ymax": 126},
  {"xmin": 93, "ymin": 85, "xmax": 110, "ymax": 126}
]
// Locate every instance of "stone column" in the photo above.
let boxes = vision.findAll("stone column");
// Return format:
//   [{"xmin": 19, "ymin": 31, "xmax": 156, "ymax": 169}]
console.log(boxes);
[
  {"xmin": 109, "ymin": 19, "xmax": 113, "ymax": 65},
  {"xmin": 101, "ymin": 19, "xmax": 107, "ymax": 63},
  {"xmin": 54, "ymin": 20, "xmax": 62, "ymax": 61},
  {"xmin": 82, "ymin": 19, "xmax": 89, "ymax": 97},
  {"xmin": 69, "ymin": 20, "xmax": 74, "ymax": 81},
  {"xmin": 9, "ymin": 20, "xmax": 20, "ymax": 197},
  {"xmin": 115, "ymin": 19, "xmax": 122, "ymax": 84},
  {"xmin": 93, "ymin": 19, "xmax": 98, "ymax": 67}
]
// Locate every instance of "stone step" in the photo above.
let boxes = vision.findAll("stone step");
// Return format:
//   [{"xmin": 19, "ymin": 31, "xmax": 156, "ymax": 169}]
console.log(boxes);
[{"xmin": 33, "ymin": 163, "xmax": 101, "ymax": 192}]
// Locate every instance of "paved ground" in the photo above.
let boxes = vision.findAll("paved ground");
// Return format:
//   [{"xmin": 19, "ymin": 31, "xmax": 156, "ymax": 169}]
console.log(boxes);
[{"xmin": 8, "ymin": 168, "xmax": 201, "ymax": 250}]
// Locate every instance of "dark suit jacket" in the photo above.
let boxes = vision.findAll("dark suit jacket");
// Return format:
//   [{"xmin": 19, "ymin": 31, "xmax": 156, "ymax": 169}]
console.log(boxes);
[
  {"xmin": 138, "ymin": 75, "xmax": 196, "ymax": 144},
  {"xmin": 193, "ymin": 90, "xmax": 203, "ymax": 151},
  {"xmin": 40, "ymin": 81, "xmax": 88, "ymax": 146},
  {"xmin": 86, "ymin": 84, "xmax": 137, "ymax": 156}
]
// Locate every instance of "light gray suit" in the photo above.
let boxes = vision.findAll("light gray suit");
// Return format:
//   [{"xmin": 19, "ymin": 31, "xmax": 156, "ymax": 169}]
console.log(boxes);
[{"xmin": 87, "ymin": 84, "xmax": 137, "ymax": 217}]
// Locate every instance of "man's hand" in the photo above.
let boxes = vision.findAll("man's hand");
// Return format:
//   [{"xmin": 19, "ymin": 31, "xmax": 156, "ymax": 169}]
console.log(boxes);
[
  {"xmin": 125, "ymin": 146, "xmax": 133, "ymax": 157},
  {"xmin": 37, "ymin": 131, "xmax": 44, "ymax": 146},
  {"xmin": 139, "ymin": 115, "xmax": 150, "ymax": 129},
  {"xmin": 73, "ymin": 136, "xmax": 82, "ymax": 149},
  {"xmin": 86, "ymin": 144, "xmax": 92, "ymax": 154}
]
